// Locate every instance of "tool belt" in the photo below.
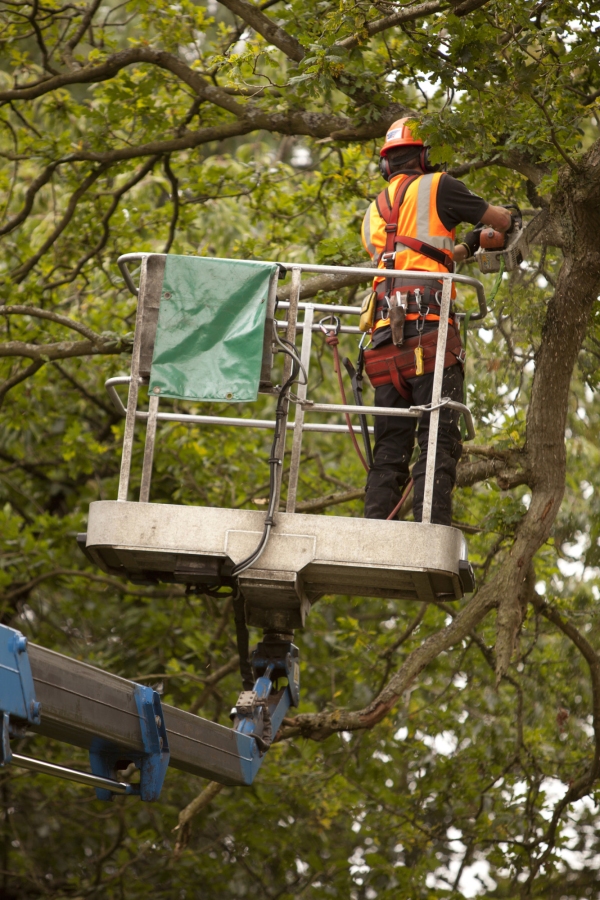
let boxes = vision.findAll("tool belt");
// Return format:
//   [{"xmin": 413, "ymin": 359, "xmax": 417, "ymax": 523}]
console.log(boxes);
[
  {"xmin": 374, "ymin": 283, "xmax": 448, "ymax": 323},
  {"xmin": 363, "ymin": 324, "xmax": 464, "ymax": 401}
]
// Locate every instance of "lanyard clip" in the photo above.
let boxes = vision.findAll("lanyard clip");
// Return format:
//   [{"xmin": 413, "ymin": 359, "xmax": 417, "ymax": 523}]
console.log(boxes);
[
  {"xmin": 416, "ymin": 307, "xmax": 430, "ymax": 333},
  {"xmin": 318, "ymin": 315, "xmax": 341, "ymax": 337}
]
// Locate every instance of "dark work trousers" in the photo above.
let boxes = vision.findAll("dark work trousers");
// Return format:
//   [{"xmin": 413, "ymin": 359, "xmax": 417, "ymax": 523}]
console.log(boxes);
[{"xmin": 364, "ymin": 363, "xmax": 464, "ymax": 526}]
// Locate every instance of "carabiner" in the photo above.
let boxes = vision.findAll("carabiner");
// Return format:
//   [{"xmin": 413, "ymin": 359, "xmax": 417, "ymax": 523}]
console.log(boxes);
[
  {"xmin": 416, "ymin": 308, "xmax": 429, "ymax": 334},
  {"xmin": 319, "ymin": 314, "xmax": 341, "ymax": 337}
]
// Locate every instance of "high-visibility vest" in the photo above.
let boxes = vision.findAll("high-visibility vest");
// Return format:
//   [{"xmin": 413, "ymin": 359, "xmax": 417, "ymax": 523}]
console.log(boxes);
[{"xmin": 361, "ymin": 173, "xmax": 456, "ymax": 332}]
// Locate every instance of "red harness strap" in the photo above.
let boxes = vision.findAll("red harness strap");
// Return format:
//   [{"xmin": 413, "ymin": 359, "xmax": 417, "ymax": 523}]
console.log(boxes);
[
  {"xmin": 363, "ymin": 326, "xmax": 464, "ymax": 401},
  {"xmin": 324, "ymin": 332, "xmax": 369, "ymax": 473}
]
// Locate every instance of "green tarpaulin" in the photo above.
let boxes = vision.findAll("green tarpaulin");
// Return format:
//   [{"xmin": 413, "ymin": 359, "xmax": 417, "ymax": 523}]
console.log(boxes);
[{"xmin": 149, "ymin": 255, "xmax": 277, "ymax": 403}]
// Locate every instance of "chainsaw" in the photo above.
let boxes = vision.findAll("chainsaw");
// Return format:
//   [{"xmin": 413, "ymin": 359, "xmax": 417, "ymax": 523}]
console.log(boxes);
[{"xmin": 474, "ymin": 205, "xmax": 529, "ymax": 274}]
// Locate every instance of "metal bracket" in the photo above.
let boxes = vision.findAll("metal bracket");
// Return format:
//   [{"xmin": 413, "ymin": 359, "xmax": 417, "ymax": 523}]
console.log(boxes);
[
  {"xmin": 0, "ymin": 625, "xmax": 42, "ymax": 729},
  {"xmin": 231, "ymin": 638, "xmax": 300, "ymax": 759},
  {"xmin": 90, "ymin": 684, "xmax": 170, "ymax": 801},
  {"xmin": 251, "ymin": 638, "xmax": 300, "ymax": 708}
]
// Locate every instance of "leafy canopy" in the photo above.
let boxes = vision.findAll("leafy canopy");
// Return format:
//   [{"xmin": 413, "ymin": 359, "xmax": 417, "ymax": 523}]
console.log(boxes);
[{"xmin": 1, "ymin": 0, "xmax": 600, "ymax": 897}]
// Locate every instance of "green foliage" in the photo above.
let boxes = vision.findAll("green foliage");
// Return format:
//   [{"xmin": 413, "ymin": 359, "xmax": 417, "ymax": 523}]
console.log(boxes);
[{"xmin": 0, "ymin": 0, "xmax": 599, "ymax": 897}]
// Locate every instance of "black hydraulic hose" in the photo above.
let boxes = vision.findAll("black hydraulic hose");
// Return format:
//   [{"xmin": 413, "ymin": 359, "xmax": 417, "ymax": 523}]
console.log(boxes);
[
  {"xmin": 230, "ymin": 347, "xmax": 300, "ymax": 579},
  {"xmin": 342, "ymin": 354, "xmax": 374, "ymax": 469},
  {"xmin": 254, "ymin": 701, "xmax": 272, "ymax": 754}
]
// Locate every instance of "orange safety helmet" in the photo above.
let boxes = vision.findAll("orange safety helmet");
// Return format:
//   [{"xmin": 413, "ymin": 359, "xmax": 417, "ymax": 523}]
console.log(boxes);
[
  {"xmin": 378, "ymin": 117, "xmax": 441, "ymax": 181},
  {"xmin": 380, "ymin": 117, "xmax": 423, "ymax": 155}
]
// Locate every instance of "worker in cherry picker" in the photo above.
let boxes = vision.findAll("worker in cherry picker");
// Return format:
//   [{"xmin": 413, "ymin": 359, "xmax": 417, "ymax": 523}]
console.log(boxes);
[{"xmin": 361, "ymin": 118, "xmax": 511, "ymax": 525}]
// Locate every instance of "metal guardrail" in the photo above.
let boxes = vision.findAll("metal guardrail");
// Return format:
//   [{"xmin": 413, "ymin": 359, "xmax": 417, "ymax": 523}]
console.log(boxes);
[
  {"xmin": 114, "ymin": 255, "xmax": 485, "ymax": 524},
  {"xmin": 118, "ymin": 255, "xmax": 488, "ymax": 321},
  {"xmin": 105, "ymin": 375, "xmax": 375, "ymax": 436}
]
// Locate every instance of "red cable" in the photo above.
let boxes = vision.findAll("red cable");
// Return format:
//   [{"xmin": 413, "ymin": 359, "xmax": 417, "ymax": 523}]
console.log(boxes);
[
  {"xmin": 386, "ymin": 478, "xmax": 414, "ymax": 521},
  {"xmin": 326, "ymin": 334, "xmax": 369, "ymax": 474}
]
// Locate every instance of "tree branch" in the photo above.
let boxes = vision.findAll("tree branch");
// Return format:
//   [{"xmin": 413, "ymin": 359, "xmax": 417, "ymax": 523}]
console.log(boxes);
[
  {"xmin": 52, "ymin": 362, "xmax": 115, "ymax": 415},
  {"xmin": 530, "ymin": 93, "xmax": 581, "ymax": 173},
  {"xmin": 491, "ymin": 151, "xmax": 600, "ymax": 680},
  {"xmin": 63, "ymin": 0, "xmax": 103, "ymax": 61},
  {"xmin": 456, "ymin": 454, "xmax": 528, "ymax": 491},
  {"xmin": 1, "ymin": 306, "xmax": 104, "ymax": 343},
  {"xmin": 10, "ymin": 163, "xmax": 111, "ymax": 283},
  {"xmin": 1, "ymin": 567, "xmax": 184, "ymax": 603},
  {"xmin": 0, "ymin": 48, "xmax": 412, "ymax": 169},
  {"xmin": 294, "ymin": 488, "xmax": 365, "ymax": 512},
  {"xmin": 0, "ymin": 360, "xmax": 44, "ymax": 409},
  {"xmin": 0, "ymin": 48, "xmax": 244, "ymax": 116},
  {"xmin": 0, "ymin": 334, "xmax": 133, "ymax": 362},
  {"xmin": 43, "ymin": 154, "xmax": 159, "ymax": 291},
  {"xmin": 162, "ymin": 155, "xmax": 180, "ymax": 254},
  {"xmin": 335, "ymin": 1, "xmax": 492, "ymax": 52},
  {"xmin": 379, "ymin": 602, "xmax": 428, "ymax": 659},
  {"xmin": 173, "ymin": 781, "xmax": 225, "ymax": 857},
  {"xmin": 336, "ymin": 0, "xmax": 444, "ymax": 51},
  {"xmin": 0, "ymin": 161, "xmax": 59, "ymax": 238},
  {"xmin": 526, "ymin": 593, "xmax": 600, "ymax": 883},
  {"xmin": 280, "ymin": 584, "xmax": 498, "ymax": 741},
  {"xmin": 217, "ymin": 0, "xmax": 305, "ymax": 62},
  {"xmin": 277, "ymin": 262, "xmax": 374, "ymax": 301},
  {"xmin": 133, "ymin": 656, "xmax": 239, "ymax": 688}
]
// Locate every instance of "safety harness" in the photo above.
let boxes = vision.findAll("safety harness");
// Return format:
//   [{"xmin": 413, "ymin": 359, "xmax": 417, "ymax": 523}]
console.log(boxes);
[
  {"xmin": 365, "ymin": 174, "xmax": 464, "ymax": 393},
  {"xmin": 372, "ymin": 173, "xmax": 455, "ymax": 331}
]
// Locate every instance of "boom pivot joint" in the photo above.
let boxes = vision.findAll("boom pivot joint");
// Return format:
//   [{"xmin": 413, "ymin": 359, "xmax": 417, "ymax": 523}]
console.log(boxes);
[{"xmin": 231, "ymin": 634, "xmax": 300, "ymax": 754}]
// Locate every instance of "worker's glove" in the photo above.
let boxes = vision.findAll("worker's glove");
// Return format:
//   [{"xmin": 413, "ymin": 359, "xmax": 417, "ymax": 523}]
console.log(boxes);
[
  {"xmin": 461, "ymin": 228, "xmax": 481, "ymax": 257},
  {"xmin": 501, "ymin": 205, "xmax": 521, "ymax": 234}
]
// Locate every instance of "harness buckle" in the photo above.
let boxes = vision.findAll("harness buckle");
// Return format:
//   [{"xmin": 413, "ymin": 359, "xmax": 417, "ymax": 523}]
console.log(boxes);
[{"xmin": 381, "ymin": 252, "xmax": 396, "ymax": 270}]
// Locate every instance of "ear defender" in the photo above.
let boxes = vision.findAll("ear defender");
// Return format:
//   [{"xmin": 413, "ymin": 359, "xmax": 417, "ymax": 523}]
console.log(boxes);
[
  {"xmin": 378, "ymin": 155, "xmax": 391, "ymax": 181},
  {"xmin": 380, "ymin": 147, "xmax": 446, "ymax": 179},
  {"xmin": 421, "ymin": 147, "xmax": 446, "ymax": 174}
]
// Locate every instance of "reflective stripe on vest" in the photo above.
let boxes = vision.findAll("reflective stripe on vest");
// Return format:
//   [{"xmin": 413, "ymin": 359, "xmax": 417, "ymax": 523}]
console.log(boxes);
[
  {"xmin": 361, "ymin": 206, "xmax": 379, "ymax": 263},
  {"xmin": 415, "ymin": 174, "xmax": 455, "ymax": 254}
]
